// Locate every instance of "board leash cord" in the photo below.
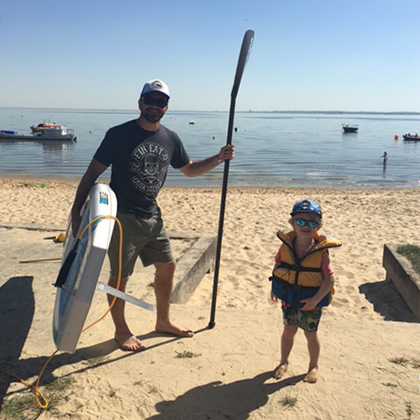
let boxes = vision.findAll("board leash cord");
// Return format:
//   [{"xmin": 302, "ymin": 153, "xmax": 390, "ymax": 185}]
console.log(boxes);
[{"xmin": 0, "ymin": 215, "xmax": 123, "ymax": 410}]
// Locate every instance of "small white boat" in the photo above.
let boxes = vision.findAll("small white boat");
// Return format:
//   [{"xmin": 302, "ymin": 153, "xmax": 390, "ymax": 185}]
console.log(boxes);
[
  {"xmin": 0, "ymin": 125, "xmax": 76, "ymax": 141},
  {"xmin": 30, "ymin": 123, "xmax": 66, "ymax": 133},
  {"xmin": 189, "ymin": 120, "xmax": 196, "ymax": 125}
]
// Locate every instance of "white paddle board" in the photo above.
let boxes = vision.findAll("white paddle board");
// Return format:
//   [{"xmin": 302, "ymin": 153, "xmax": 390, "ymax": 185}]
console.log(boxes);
[{"xmin": 53, "ymin": 182, "xmax": 117, "ymax": 353}]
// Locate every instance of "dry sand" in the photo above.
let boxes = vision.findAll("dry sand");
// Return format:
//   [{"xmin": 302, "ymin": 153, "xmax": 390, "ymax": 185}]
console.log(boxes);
[{"xmin": 0, "ymin": 177, "xmax": 419, "ymax": 419}]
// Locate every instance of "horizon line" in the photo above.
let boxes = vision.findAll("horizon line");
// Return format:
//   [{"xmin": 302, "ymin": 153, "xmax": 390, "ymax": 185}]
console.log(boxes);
[{"xmin": 1, "ymin": 106, "xmax": 419, "ymax": 115}]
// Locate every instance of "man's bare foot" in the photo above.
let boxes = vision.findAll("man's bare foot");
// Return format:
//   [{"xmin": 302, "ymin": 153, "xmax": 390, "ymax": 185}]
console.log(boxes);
[
  {"xmin": 272, "ymin": 362, "xmax": 288, "ymax": 380},
  {"xmin": 155, "ymin": 319, "xmax": 194, "ymax": 337},
  {"xmin": 303, "ymin": 367, "xmax": 319, "ymax": 383},
  {"xmin": 115, "ymin": 332, "xmax": 146, "ymax": 352}
]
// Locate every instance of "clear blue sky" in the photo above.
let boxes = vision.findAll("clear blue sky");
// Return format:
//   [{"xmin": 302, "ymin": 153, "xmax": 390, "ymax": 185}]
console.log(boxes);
[{"xmin": 1, "ymin": 0, "xmax": 419, "ymax": 112}]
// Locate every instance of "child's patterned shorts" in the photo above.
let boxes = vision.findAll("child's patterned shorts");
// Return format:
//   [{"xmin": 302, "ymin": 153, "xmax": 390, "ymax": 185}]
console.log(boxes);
[{"xmin": 282, "ymin": 305, "xmax": 322, "ymax": 333}]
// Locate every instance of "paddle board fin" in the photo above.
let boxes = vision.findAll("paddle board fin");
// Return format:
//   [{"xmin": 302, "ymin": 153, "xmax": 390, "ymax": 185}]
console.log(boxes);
[{"xmin": 54, "ymin": 240, "xmax": 80, "ymax": 288}]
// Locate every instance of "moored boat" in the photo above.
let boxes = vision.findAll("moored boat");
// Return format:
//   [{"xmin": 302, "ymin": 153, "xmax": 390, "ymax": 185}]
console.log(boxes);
[
  {"xmin": 0, "ymin": 125, "xmax": 76, "ymax": 141},
  {"xmin": 342, "ymin": 124, "xmax": 358, "ymax": 133},
  {"xmin": 402, "ymin": 133, "xmax": 420, "ymax": 141},
  {"xmin": 30, "ymin": 123, "xmax": 66, "ymax": 133}
]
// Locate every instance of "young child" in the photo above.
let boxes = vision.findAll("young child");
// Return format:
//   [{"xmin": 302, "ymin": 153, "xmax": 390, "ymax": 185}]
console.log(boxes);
[{"xmin": 270, "ymin": 199, "xmax": 341, "ymax": 383}]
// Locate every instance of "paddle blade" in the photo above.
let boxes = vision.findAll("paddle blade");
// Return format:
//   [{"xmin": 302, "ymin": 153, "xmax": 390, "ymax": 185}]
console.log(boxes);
[{"xmin": 231, "ymin": 29, "xmax": 254, "ymax": 99}]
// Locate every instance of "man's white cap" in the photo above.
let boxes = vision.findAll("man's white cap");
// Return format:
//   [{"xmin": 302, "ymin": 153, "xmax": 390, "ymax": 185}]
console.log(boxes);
[{"xmin": 140, "ymin": 79, "xmax": 170, "ymax": 99}]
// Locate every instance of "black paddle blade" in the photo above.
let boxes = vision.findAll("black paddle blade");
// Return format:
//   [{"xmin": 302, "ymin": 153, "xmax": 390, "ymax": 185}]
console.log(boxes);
[
  {"xmin": 231, "ymin": 29, "xmax": 254, "ymax": 100},
  {"xmin": 54, "ymin": 240, "xmax": 80, "ymax": 288}
]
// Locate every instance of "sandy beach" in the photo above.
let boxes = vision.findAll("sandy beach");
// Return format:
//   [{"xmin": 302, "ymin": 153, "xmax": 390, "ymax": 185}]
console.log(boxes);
[{"xmin": 1, "ymin": 177, "xmax": 420, "ymax": 419}]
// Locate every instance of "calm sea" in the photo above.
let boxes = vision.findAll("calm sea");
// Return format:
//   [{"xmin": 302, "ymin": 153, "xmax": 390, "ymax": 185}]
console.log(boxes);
[{"xmin": 1, "ymin": 107, "xmax": 419, "ymax": 189}]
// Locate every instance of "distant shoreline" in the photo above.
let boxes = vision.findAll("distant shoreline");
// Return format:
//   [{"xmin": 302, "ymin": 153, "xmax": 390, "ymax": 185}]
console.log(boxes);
[{"xmin": 1, "ymin": 106, "xmax": 420, "ymax": 116}]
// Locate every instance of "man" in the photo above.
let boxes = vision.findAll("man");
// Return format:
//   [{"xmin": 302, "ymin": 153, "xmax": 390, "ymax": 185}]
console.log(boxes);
[{"xmin": 71, "ymin": 79, "xmax": 234, "ymax": 351}]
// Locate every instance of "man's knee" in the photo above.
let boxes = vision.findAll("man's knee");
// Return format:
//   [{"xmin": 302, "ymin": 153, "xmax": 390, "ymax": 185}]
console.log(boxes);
[{"xmin": 154, "ymin": 261, "xmax": 176, "ymax": 276}]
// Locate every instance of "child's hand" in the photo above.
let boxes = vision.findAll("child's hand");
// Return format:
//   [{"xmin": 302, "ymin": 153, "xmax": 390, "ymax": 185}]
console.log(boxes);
[
  {"xmin": 300, "ymin": 298, "xmax": 318, "ymax": 311},
  {"xmin": 270, "ymin": 292, "xmax": 279, "ymax": 303}
]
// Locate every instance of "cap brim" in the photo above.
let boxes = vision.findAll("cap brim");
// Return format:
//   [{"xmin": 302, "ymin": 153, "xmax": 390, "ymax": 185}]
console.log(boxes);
[
  {"xmin": 291, "ymin": 210, "xmax": 322, "ymax": 218},
  {"xmin": 140, "ymin": 89, "xmax": 170, "ymax": 100}
]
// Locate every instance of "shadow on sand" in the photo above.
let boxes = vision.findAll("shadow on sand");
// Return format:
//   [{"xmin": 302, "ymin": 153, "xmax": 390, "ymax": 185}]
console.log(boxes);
[
  {"xmin": 145, "ymin": 371, "xmax": 306, "ymax": 419},
  {"xmin": 359, "ymin": 278, "xmax": 419, "ymax": 323},
  {"xmin": 0, "ymin": 277, "xmax": 35, "ymax": 406},
  {"xmin": 0, "ymin": 279, "xmax": 210, "ymax": 410},
  {"xmin": 0, "ymin": 275, "xmax": 120, "ymax": 408},
  {"xmin": 1, "ymin": 279, "xmax": 301, "ymax": 419}
]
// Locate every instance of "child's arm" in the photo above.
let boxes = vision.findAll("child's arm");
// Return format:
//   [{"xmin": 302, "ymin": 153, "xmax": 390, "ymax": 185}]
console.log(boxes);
[
  {"xmin": 271, "ymin": 247, "xmax": 282, "ymax": 303},
  {"xmin": 300, "ymin": 251, "xmax": 335, "ymax": 311},
  {"xmin": 270, "ymin": 262, "xmax": 279, "ymax": 302},
  {"xmin": 300, "ymin": 273, "xmax": 335, "ymax": 311}
]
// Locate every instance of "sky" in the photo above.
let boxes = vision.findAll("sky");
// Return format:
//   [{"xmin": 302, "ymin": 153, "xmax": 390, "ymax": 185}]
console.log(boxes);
[{"xmin": 1, "ymin": 0, "xmax": 419, "ymax": 112}]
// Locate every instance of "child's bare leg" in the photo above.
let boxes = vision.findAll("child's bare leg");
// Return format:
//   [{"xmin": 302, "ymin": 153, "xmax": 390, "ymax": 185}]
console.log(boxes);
[
  {"xmin": 303, "ymin": 330, "xmax": 320, "ymax": 383},
  {"xmin": 273, "ymin": 325, "xmax": 298, "ymax": 379}
]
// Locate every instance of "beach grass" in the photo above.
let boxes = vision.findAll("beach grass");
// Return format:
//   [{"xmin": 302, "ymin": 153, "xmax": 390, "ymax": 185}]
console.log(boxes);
[
  {"xmin": 389, "ymin": 356, "xmax": 410, "ymax": 366},
  {"xmin": 406, "ymin": 402, "xmax": 413, "ymax": 418},
  {"xmin": 175, "ymin": 350, "xmax": 201, "ymax": 359},
  {"xmin": 389, "ymin": 356, "xmax": 420, "ymax": 369},
  {"xmin": 280, "ymin": 395, "xmax": 298, "ymax": 408},
  {"xmin": 81, "ymin": 355, "xmax": 110, "ymax": 367},
  {"xmin": 397, "ymin": 244, "xmax": 420, "ymax": 275},
  {"xmin": 1, "ymin": 377, "xmax": 73, "ymax": 419}
]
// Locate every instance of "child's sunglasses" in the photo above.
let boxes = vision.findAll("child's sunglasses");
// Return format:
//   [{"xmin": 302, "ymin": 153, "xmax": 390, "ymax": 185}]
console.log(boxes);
[{"xmin": 295, "ymin": 219, "xmax": 319, "ymax": 229}]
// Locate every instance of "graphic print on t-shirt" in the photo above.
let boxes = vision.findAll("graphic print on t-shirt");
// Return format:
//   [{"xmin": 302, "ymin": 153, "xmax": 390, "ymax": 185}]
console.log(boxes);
[{"xmin": 129, "ymin": 142, "xmax": 169, "ymax": 197}]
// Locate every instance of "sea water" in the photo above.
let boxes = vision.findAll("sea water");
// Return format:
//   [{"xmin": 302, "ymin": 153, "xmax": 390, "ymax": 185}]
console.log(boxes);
[{"xmin": 0, "ymin": 107, "xmax": 419, "ymax": 188}]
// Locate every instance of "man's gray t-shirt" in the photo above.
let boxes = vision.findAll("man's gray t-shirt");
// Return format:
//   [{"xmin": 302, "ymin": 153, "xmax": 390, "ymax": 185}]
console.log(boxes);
[{"xmin": 94, "ymin": 120, "xmax": 190, "ymax": 217}]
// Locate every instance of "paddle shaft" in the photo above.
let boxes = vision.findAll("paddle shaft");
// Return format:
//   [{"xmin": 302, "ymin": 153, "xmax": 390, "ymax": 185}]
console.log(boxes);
[{"xmin": 209, "ymin": 29, "xmax": 254, "ymax": 329}]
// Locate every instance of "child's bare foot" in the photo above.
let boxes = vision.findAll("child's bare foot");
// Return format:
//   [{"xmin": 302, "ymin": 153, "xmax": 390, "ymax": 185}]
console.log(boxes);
[
  {"xmin": 272, "ymin": 362, "xmax": 288, "ymax": 380},
  {"xmin": 303, "ymin": 367, "xmax": 319, "ymax": 383},
  {"xmin": 115, "ymin": 332, "xmax": 146, "ymax": 352},
  {"xmin": 155, "ymin": 319, "xmax": 194, "ymax": 337}
]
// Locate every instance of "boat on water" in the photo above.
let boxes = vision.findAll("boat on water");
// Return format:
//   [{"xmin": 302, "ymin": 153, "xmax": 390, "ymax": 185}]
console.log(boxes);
[
  {"xmin": 402, "ymin": 133, "xmax": 420, "ymax": 141},
  {"xmin": 342, "ymin": 124, "xmax": 358, "ymax": 133},
  {"xmin": 30, "ymin": 123, "xmax": 66, "ymax": 134},
  {"xmin": 0, "ymin": 125, "xmax": 76, "ymax": 141}
]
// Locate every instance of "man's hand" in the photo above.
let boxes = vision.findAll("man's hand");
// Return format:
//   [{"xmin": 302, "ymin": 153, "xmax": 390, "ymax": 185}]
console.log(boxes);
[{"xmin": 217, "ymin": 144, "xmax": 235, "ymax": 163}]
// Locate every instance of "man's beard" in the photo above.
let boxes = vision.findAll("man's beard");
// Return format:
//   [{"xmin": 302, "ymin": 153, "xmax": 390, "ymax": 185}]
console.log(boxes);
[{"xmin": 142, "ymin": 109, "xmax": 164, "ymax": 123}]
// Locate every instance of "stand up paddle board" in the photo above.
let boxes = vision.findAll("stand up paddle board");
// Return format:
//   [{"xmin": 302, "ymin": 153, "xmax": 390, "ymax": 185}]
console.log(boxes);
[{"xmin": 53, "ymin": 182, "xmax": 117, "ymax": 353}]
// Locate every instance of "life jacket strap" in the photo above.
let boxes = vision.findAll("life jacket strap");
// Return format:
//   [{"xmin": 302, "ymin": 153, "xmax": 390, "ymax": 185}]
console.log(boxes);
[{"xmin": 276, "ymin": 261, "xmax": 322, "ymax": 273}]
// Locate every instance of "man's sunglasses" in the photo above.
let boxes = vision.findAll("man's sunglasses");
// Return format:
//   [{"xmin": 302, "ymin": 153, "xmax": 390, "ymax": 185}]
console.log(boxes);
[
  {"xmin": 295, "ymin": 219, "xmax": 319, "ymax": 229},
  {"xmin": 141, "ymin": 95, "xmax": 168, "ymax": 108}
]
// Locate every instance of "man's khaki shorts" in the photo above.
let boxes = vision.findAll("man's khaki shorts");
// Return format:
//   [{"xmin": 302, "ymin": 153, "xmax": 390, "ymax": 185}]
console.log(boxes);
[{"xmin": 108, "ymin": 211, "xmax": 174, "ymax": 279}]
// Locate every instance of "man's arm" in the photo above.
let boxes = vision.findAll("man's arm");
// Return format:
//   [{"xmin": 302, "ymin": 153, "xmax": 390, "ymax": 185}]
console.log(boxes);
[
  {"xmin": 178, "ymin": 144, "xmax": 234, "ymax": 178},
  {"xmin": 71, "ymin": 158, "xmax": 108, "ymax": 237}
]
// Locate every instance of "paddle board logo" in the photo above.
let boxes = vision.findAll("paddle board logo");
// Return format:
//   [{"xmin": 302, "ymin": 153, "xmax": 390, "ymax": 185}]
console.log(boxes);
[
  {"xmin": 130, "ymin": 142, "xmax": 169, "ymax": 196},
  {"xmin": 99, "ymin": 192, "xmax": 109, "ymax": 205}
]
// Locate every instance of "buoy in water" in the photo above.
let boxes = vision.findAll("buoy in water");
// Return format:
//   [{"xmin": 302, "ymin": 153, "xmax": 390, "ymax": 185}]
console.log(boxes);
[{"xmin": 394, "ymin": 135, "xmax": 398, "ymax": 140}]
